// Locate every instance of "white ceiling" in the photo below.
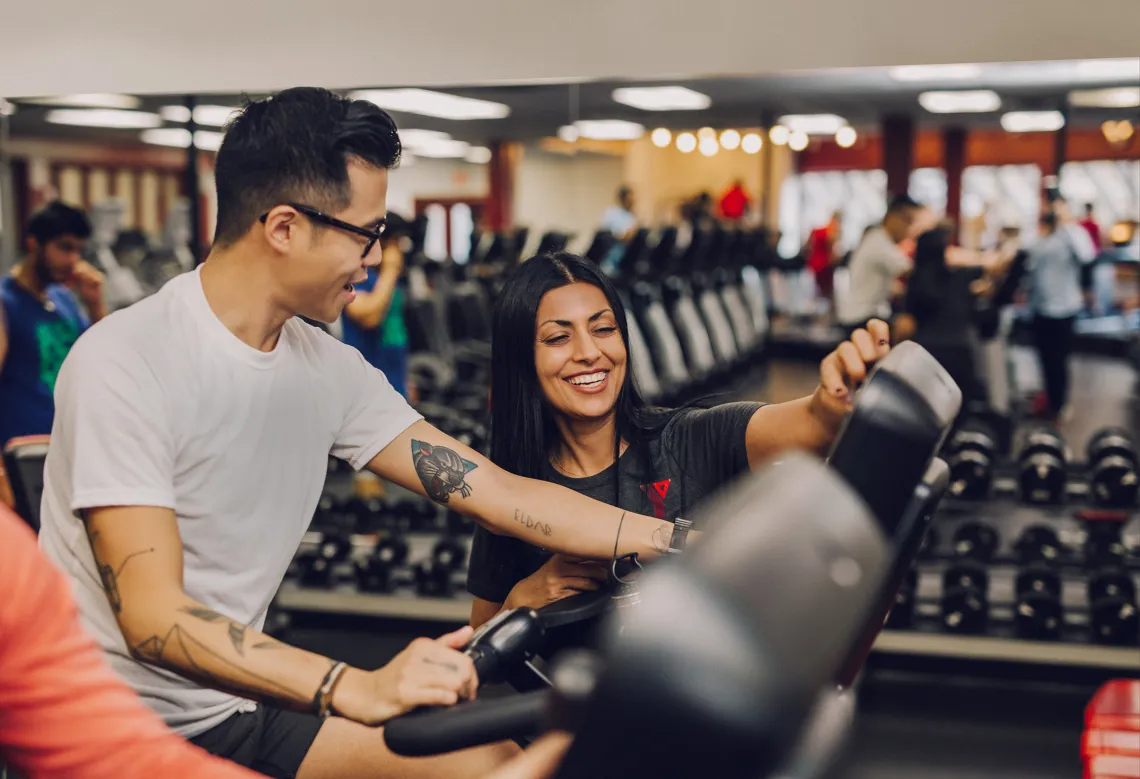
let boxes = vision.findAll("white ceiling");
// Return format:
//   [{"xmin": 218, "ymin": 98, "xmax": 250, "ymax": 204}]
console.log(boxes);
[{"xmin": 2, "ymin": 0, "xmax": 1139, "ymax": 97}]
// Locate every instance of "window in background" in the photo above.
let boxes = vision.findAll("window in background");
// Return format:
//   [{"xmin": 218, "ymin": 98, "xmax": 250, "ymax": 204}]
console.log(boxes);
[
  {"xmin": 450, "ymin": 203, "xmax": 473, "ymax": 264},
  {"xmin": 423, "ymin": 203, "xmax": 448, "ymax": 261},
  {"xmin": 909, "ymin": 168, "xmax": 947, "ymax": 216},
  {"xmin": 778, "ymin": 169, "xmax": 887, "ymax": 258},
  {"xmin": 1060, "ymin": 160, "xmax": 1140, "ymax": 226},
  {"xmin": 961, "ymin": 164, "xmax": 1042, "ymax": 247}
]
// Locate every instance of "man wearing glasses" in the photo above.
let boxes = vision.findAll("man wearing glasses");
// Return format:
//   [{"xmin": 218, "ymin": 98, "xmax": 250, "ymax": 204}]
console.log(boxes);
[{"xmin": 36, "ymin": 87, "xmax": 676, "ymax": 778}]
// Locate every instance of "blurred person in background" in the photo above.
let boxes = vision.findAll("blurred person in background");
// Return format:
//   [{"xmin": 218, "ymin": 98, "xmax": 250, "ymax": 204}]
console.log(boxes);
[
  {"xmin": 1025, "ymin": 202, "xmax": 1098, "ymax": 422},
  {"xmin": 835, "ymin": 194, "xmax": 922, "ymax": 336},
  {"xmin": 1079, "ymin": 202, "xmax": 1103, "ymax": 253},
  {"xmin": 718, "ymin": 178, "xmax": 751, "ymax": 223},
  {"xmin": 341, "ymin": 232, "xmax": 409, "ymax": 400},
  {"xmin": 599, "ymin": 186, "xmax": 637, "ymax": 273},
  {"xmin": 0, "ymin": 202, "xmax": 105, "ymax": 449},
  {"xmin": 806, "ymin": 211, "xmax": 843, "ymax": 315}
]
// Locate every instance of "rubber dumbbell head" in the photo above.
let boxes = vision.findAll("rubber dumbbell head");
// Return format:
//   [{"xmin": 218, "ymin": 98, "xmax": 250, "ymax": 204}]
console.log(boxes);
[
  {"xmin": 1015, "ymin": 591, "xmax": 1064, "ymax": 641},
  {"xmin": 1016, "ymin": 564, "xmax": 1063, "ymax": 599},
  {"xmin": 413, "ymin": 560, "xmax": 454, "ymax": 598},
  {"xmin": 1020, "ymin": 428, "xmax": 1067, "ymax": 462},
  {"xmin": 317, "ymin": 533, "xmax": 353, "ymax": 564},
  {"xmin": 943, "ymin": 561, "xmax": 989, "ymax": 594},
  {"xmin": 1088, "ymin": 571, "xmax": 1137, "ymax": 604},
  {"xmin": 941, "ymin": 586, "xmax": 988, "ymax": 634},
  {"xmin": 948, "ymin": 449, "xmax": 994, "ymax": 501},
  {"xmin": 1018, "ymin": 452, "xmax": 1067, "ymax": 505},
  {"xmin": 1089, "ymin": 597, "xmax": 1140, "ymax": 646},
  {"xmin": 1086, "ymin": 428, "xmax": 1137, "ymax": 467},
  {"xmin": 1090, "ymin": 456, "xmax": 1139, "ymax": 509},
  {"xmin": 1084, "ymin": 523, "xmax": 1128, "ymax": 568},
  {"xmin": 885, "ymin": 568, "xmax": 918, "ymax": 630},
  {"xmin": 432, "ymin": 537, "xmax": 467, "ymax": 572},
  {"xmin": 295, "ymin": 550, "xmax": 336, "ymax": 589},
  {"xmin": 1015, "ymin": 524, "xmax": 1065, "ymax": 565},
  {"xmin": 951, "ymin": 522, "xmax": 999, "ymax": 562}
]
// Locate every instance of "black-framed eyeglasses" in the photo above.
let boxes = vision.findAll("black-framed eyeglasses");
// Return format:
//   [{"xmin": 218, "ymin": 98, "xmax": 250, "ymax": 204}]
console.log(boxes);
[{"xmin": 260, "ymin": 203, "xmax": 386, "ymax": 258}]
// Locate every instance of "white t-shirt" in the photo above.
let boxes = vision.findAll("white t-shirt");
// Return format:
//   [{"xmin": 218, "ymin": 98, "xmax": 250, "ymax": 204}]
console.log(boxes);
[
  {"xmin": 836, "ymin": 226, "xmax": 911, "ymax": 325},
  {"xmin": 37, "ymin": 266, "xmax": 422, "ymax": 738}
]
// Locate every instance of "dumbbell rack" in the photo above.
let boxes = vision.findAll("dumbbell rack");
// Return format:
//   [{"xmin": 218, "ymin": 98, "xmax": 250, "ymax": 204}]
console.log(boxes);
[{"xmin": 880, "ymin": 461, "xmax": 1140, "ymax": 673}]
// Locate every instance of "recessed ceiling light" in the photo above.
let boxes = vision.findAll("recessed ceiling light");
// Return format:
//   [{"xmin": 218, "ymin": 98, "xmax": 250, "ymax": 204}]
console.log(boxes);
[
  {"xmin": 651, "ymin": 128, "xmax": 672, "ymax": 147},
  {"xmin": 676, "ymin": 132, "xmax": 697, "ymax": 153},
  {"xmin": 889, "ymin": 64, "xmax": 984, "ymax": 82},
  {"xmin": 557, "ymin": 125, "xmax": 580, "ymax": 143},
  {"xmin": 769, "ymin": 125, "xmax": 790, "ymax": 146},
  {"xmin": 22, "ymin": 93, "xmax": 140, "ymax": 109},
  {"xmin": 741, "ymin": 132, "xmax": 763, "ymax": 154},
  {"xmin": 788, "ymin": 130, "xmax": 810, "ymax": 151},
  {"xmin": 697, "ymin": 127, "xmax": 717, "ymax": 141},
  {"xmin": 919, "ymin": 90, "xmax": 1002, "ymax": 114},
  {"xmin": 699, "ymin": 137, "xmax": 719, "ymax": 156},
  {"xmin": 348, "ymin": 89, "xmax": 510, "ymax": 120},
  {"xmin": 140, "ymin": 128, "xmax": 224, "ymax": 150},
  {"xmin": 160, "ymin": 105, "xmax": 241, "ymax": 127},
  {"xmin": 1001, "ymin": 110, "xmax": 1065, "ymax": 133},
  {"xmin": 1069, "ymin": 87, "xmax": 1140, "ymax": 109},
  {"xmin": 777, "ymin": 114, "xmax": 847, "ymax": 135},
  {"xmin": 0, "ymin": 99, "xmax": 15, "ymax": 117},
  {"xmin": 46, "ymin": 108, "xmax": 162, "ymax": 129},
  {"xmin": 720, "ymin": 129, "xmax": 741, "ymax": 150},
  {"xmin": 835, "ymin": 126, "xmax": 858, "ymax": 148},
  {"xmin": 612, "ymin": 86, "xmax": 711, "ymax": 111},
  {"xmin": 571, "ymin": 119, "xmax": 645, "ymax": 141}
]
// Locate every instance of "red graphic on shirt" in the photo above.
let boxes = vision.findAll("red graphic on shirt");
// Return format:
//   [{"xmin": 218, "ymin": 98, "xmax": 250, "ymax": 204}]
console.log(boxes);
[{"xmin": 640, "ymin": 479, "xmax": 672, "ymax": 519}]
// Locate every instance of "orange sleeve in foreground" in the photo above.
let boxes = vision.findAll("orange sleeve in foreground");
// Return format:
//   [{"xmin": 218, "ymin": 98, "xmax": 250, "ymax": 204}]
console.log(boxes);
[{"xmin": 0, "ymin": 506, "xmax": 259, "ymax": 779}]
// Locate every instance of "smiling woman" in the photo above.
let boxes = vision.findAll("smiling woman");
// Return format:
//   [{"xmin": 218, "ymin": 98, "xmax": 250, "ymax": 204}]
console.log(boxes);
[{"xmin": 467, "ymin": 252, "xmax": 894, "ymax": 627}]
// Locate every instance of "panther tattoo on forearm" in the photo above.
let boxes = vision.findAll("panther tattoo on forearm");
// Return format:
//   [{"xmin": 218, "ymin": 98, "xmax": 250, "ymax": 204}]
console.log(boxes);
[{"xmin": 412, "ymin": 440, "xmax": 478, "ymax": 503}]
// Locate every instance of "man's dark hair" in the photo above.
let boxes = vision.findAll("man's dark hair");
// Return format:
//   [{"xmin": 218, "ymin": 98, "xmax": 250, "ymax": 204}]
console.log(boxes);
[
  {"xmin": 212, "ymin": 86, "xmax": 402, "ymax": 247},
  {"xmin": 886, "ymin": 193, "xmax": 921, "ymax": 214},
  {"xmin": 27, "ymin": 201, "xmax": 91, "ymax": 245}
]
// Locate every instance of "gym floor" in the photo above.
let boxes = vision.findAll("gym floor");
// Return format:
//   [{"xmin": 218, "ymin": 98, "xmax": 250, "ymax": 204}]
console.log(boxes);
[{"xmin": 281, "ymin": 349, "xmax": 1136, "ymax": 778}]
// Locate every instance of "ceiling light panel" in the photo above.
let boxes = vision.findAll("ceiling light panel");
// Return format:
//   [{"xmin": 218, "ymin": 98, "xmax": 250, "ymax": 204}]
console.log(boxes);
[
  {"xmin": 46, "ymin": 108, "xmax": 161, "ymax": 129},
  {"xmin": 918, "ymin": 90, "xmax": 1001, "ymax": 113},
  {"xmin": 1069, "ymin": 87, "xmax": 1140, "ymax": 108},
  {"xmin": 22, "ymin": 93, "xmax": 140, "ymax": 109},
  {"xmin": 571, "ymin": 119, "xmax": 644, "ymax": 141},
  {"xmin": 1001, "ymin": 110, "xmax": 1065, "ymax": 133},
  {"xmin": 889, "ymin": 64, "xmax": 984, "ymax": 82},
  {"xmin": 612, "ymin": 86, "xmax": 711, "ymax": 111},
  {"xmin": 348, "ymin": 89, "xmax": 509, "ymax": 120},
  {"xmin": 777, "ymin": 114, "xmax": 847, "ymax": 135}
]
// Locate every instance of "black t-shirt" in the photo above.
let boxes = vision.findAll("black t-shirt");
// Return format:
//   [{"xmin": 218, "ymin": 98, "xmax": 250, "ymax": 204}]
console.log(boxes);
[{"xmin": 466, "ymin": 401, "xmax": 764, "ymax": 603}]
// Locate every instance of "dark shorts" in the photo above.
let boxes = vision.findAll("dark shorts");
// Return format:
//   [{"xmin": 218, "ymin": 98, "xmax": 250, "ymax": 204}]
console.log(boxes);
[{"xmin": 189, "ymin": 705, "xmax": 325, "ymax": 779}]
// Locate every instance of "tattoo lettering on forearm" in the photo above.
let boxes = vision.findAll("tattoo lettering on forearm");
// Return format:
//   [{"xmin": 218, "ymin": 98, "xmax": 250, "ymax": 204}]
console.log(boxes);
[
  {"xmin": 86, "ymin": 530, "xmax": 156, "ymax": 615},
  {"xmin": 514, "ymin": 509, "xmax": 553, "ymax": 537},
  {"xmin": 411, "ymin": 440, "xmax": 477, "ymax": 503}
]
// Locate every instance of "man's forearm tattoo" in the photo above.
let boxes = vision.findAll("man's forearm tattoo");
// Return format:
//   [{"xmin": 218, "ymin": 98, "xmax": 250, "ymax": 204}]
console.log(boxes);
[
  {"xmin": 86, "ymin": 530, "xmax": 155, "ymax": 616},
  {"xmin": 181, "ymin": 606, "xmax": 249, "ymax": 657},
  {"xmin": 513, "ymin": 509, "xmax": 553, "ymax": 537},
  {"xmin": 412, "ymin": 440, "xmax": 477, "ymax": 503}
]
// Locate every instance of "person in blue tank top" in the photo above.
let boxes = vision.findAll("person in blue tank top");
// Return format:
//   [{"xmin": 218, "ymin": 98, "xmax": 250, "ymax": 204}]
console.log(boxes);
[
  {"xmin": 340, "ymin": 237, "xmax": 409, "ymax": 398},
  {"xmin": 0, "ymin": 202, "xmax": 105, "ymax": 448}
]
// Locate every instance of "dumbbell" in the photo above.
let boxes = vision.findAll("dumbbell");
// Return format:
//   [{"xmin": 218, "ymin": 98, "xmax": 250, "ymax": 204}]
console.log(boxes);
[
  {"xmin": 413, "ymin": 537, "xmax": 468, "ymax": 597},
  {"xmin": 945, "ymin": 426, "xmax": 997, "ymax": 500},
  {"xmin": 446, "ymin": 510, "xmax": 475, "ymax": 537},
  {"xmin": 885, "ymin": 568, "xmax": 918, "ymax": 629},
  {"xmin": 1014, "ymin": 524, "xmax": 1066, "ymax": 565},
  {"xmin": 940, "ymin": 561, "xmax": 989, "ymax": 634},
  {"xmin": 1017, "ymin": 428, "xmax": 1068, "ymax": 505},
  {"xmin": 342, "ymin": 496, "xmax": 387, "ymax": 533},
  {"xmin": 295, "ymin": 531, "xmax": 353, "ymax": 589},
  {"xmin": 1086, "ymin": 428, "xmax": 1138, "ymax": 509},
  {"xmin": 1088, "ymin": 571, "xmax": 1138, "ymax": 646},
  {"xmin": 1014, "ymin": 564, "xmax": 1064, "ymax": 640},
  {"xmin": 410, "ymin": 499, "xmax": 440, "ymax": 532},
  {"xmin": 355, "ymin": 534, "xmax": 409, "ymax": 594},
  {"xmin": 312, "ymin": 493, "xmax": 344, "ymax": 530},
  {"xmin": 951, "ymin": 522, "xmax": 999, "ymax": 562},
  {"xmin": 1083, "ymin": 519, "xmax": 1128, "ymax": 568}
]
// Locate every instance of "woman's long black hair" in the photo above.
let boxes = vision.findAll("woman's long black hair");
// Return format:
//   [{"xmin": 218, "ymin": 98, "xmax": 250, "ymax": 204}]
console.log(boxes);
[{"xmin": 489, "ymin": 252, "xmax": 672, "ymax": 484}]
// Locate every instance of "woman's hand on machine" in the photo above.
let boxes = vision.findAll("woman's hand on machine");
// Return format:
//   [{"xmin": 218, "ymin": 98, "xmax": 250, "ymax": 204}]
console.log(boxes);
[
  {"xmin": 502, "ymin": 556, "xmax": 610, "ymax": 613},
  {"xmin": 810, "ymin": 319, "xmax": 892, "ymax": 430},
  {"xmin": 331, "ymin": 626, "xmax": 478, "ymax": 725}
]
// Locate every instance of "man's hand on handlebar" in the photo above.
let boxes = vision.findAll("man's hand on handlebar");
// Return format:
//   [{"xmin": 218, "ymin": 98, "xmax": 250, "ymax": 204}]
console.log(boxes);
[
  {"xmin": 331, "ymin": 626, "xmax": 478, "ymax": 725},
  {"xmin": 503, "ymin": 556, "xmax": 610, "ymax": 613}
]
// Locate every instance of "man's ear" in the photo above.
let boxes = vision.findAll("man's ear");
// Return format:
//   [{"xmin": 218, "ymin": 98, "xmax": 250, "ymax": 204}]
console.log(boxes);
[
  {"xmin": 24, "ymin": 235, "xmax": 40, "ymax": 256},
  {"xmin": 261, "ymin": 206, "xmax": 300, "ymax": 254}
]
